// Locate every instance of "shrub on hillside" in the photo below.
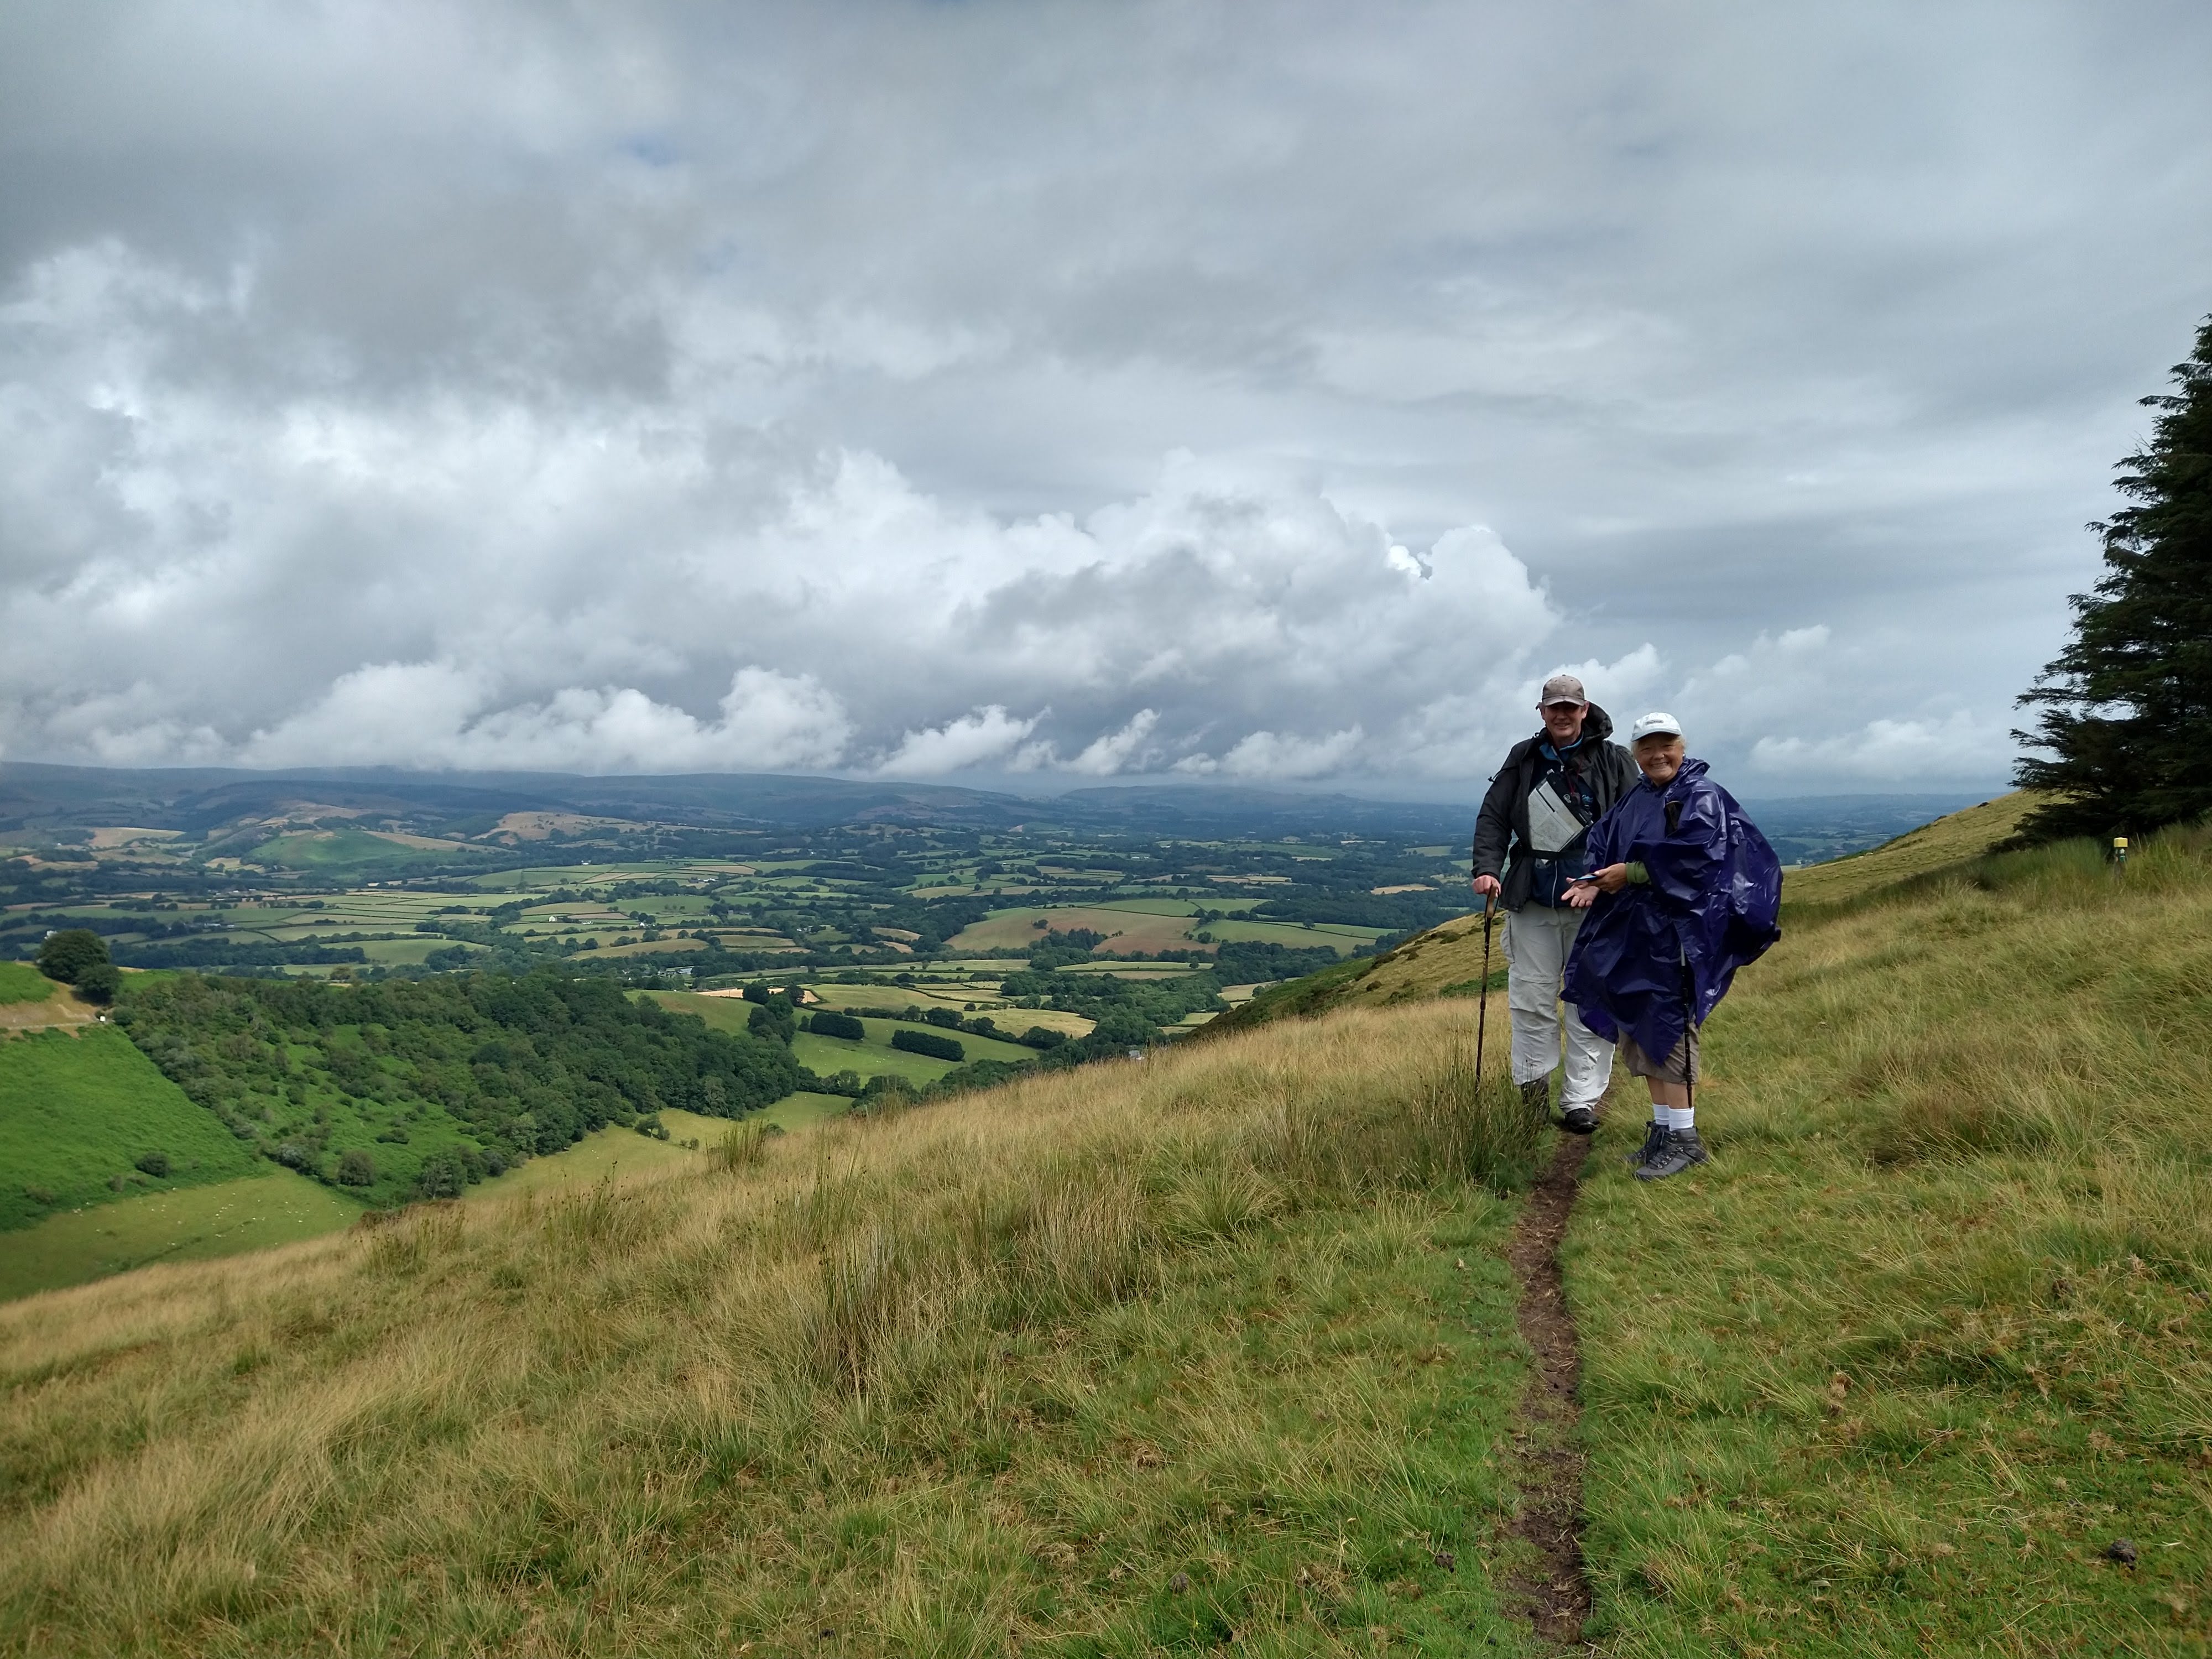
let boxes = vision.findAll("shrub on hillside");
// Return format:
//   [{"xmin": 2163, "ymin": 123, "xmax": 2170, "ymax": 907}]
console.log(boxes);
[
  {"xmin": 892, "ymin": 1027, "xmax": 964, "ymax": 1062},
  {"xmin": 808, "ymin": 1010, "xmax": 866, "ymax": 1040},
  {"xmin": 133, "ymin": 1151, "xmax": 170, "ymax": 1178},
  {"xmin": 37, "ymin": 928, "xmax": 108, "ymax": 984},
  {"xmin": 73, "ymin": 963, "xmax": 122, "ymax": 1005},
  {"xmin": 336, "ymin": 1149, "xmax": 375, "ymax": 1186}
]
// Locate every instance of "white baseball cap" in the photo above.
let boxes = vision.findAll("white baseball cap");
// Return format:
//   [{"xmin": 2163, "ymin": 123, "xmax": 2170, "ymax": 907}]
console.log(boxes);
[{"xmin": 1629, "ymin": 710, "xmax": 1683, "ymax": 742}]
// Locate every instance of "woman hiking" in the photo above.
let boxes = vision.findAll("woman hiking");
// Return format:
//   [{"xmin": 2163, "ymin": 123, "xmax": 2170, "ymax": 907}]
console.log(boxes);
[{"xmin": 1562, "ymin": 712, "xmax": 1783, "ymax": 1180}]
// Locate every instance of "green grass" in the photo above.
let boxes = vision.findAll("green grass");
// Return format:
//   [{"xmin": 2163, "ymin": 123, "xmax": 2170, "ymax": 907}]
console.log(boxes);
[
  {"xmin": 653, "ymin": 992, "xmax": 1039, "ymax": 1085},
  {"xmin": 0, "ymin": 1027, "xmax": 261, "ymax": 1230},
  {"xmin": 0, "ymin": 964, "xmax": 50, "ymax": 1007},
  {"xmin": 0, "ymin": 1170, "xmax": 362, "ymax": 1302},
  {"xmin": 1779, "ymin": 790, "xmax": 2037, "ymax": 906},
  {"xmin": 0, "ymin": 1002, "xmax": 1547, "ymax": 1656},
  {"xmin": 1566, "ymin": 826, "xmax": 2212, "ymax": 1655},
  {"xmin": 242, "ymin": 830, "xmax": 484, "ymax": 878},
  {"xmin": 753, "ymin": 1091, "xmax": 852, "ymax": 1132}
]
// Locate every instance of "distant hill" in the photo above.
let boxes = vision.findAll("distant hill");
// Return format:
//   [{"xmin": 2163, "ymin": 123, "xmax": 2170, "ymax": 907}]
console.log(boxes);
[{"xmin": 0, "ymin": 762, "xmax": 1478, "ymax": 844}]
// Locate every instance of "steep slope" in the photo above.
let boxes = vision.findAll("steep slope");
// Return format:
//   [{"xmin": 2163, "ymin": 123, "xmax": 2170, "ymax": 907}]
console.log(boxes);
[
  {"xmin": 1776, "ymin": 788, "xmax": 2037, "ymax": 905},
  {"xmin": 0, "ymin": 1005, "xmax": 1548, "ymax": 1657}
]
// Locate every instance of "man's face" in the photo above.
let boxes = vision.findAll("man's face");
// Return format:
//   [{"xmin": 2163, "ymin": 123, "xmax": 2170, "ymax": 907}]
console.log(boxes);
[
  {"xmin": 1542, "ymin": 701, "xmax": 1587, "ymax": 744},
  {"xmin": 1635, "ymin": 735, "xmax": 1685, "ymax": 786}
]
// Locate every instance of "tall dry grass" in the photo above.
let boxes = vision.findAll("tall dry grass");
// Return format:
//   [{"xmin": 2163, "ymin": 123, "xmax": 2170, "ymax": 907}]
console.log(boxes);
[{"xmin": 1, "ymin": 1000, "xmax": 1542, "ymax": 1657}]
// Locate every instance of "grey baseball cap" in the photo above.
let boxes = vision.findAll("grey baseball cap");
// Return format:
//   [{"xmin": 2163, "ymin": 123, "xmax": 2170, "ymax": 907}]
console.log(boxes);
[{"xmin": 1538, "ymin": 673, "xmax": 1588, "ymax": 707}]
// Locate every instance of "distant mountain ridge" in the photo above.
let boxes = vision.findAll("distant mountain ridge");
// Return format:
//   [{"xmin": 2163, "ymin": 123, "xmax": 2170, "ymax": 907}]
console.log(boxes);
[{"xmin": 0, "ymin": 762, "xmax": 1477, "ymax": 842}]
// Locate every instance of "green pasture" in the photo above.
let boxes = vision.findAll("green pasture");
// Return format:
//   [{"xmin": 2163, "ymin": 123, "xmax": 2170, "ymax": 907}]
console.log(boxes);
[
  {"xmin": 458, "ymin": 1121, "xmax": 702, "ymax": 1203},
  {"xmin": 243, "ymin": 830, "xmax": 488, "ymax": 878},
  {"xmin": 753, "ymin": 1091, "xmax": 851, "ymax": 1132},
  {"xmin": 0, "ymin": 963, "xmax": 49, "ymax": 1006},
  {"xmin": 0, "ymin": 1168, "xmax": 364, "ymax": 1302},
  {"xmin": 648, "ymin": 992, "xmax": 1033, "ymax": 1086},
  {"xmin": 0, "ymin": 1027, "xmax": 262, "ymax": 1231},
  {"xmin": 1205, "ymin": 917, "xmax": 1383, "ymax": 954}
]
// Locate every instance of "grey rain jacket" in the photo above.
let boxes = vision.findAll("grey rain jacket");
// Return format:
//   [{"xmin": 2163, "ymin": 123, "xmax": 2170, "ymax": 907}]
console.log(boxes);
[{"xmin": 1469, "ymin": 703, "xmax": 1641, "ymax": 912}]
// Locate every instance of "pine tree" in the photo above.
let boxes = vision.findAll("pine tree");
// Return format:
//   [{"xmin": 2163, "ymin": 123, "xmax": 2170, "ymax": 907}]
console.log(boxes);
[{"xmin": 2015, "ymin": 316, "xmax": 2212, "ymax": 841}]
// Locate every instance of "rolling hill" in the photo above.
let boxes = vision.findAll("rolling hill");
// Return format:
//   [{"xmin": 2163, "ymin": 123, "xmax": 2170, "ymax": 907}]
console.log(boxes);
[{"xmin": 2, "ymin": 799, "xmax": 2204, "ymax": 1654}]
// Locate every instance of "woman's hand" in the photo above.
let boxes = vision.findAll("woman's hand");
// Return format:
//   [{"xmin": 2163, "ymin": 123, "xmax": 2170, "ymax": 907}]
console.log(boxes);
[{"xmin": 1565, "ymin": 863, "xmax": 1630, "ymax": 908}]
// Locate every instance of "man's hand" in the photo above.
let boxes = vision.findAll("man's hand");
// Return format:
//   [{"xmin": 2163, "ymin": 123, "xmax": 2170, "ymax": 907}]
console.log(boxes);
[
  {"xmin": 1472, "ymin": 873, "xmax": 1502, "ymax": 900},
  {"xmin": 1564, "ymin": 863, "xmax": 1630, "ymax": 909}
]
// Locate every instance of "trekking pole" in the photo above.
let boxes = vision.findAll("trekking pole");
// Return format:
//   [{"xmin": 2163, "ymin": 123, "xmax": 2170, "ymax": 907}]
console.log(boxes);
[
  {"xmin": 1474, "ymin": 893, "xmax": 1496, "ymax": 1093},
  {"xmin": 1681, "ymin": 956, "xmax": 1696, "ymax": 1127}
]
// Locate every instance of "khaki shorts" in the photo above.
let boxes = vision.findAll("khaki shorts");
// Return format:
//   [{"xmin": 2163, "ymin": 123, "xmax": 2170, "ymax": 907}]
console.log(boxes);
[{"xmin": 1619, "ymin": 1027, "xmax": 1700, "ymax": 1085}]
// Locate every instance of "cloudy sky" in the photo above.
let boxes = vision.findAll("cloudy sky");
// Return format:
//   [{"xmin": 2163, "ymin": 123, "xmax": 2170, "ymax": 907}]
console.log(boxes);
[{"xmin": 3, "ymin": 2, "xmax": 2209, "ymax": 797}]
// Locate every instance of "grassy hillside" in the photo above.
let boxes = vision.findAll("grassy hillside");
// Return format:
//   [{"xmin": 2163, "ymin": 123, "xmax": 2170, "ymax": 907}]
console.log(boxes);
[
  {"xmin": 0, "ymin": 1008, "xmax": 1545, "ymax": 1657},
  {"xmin": 1204, "ymin": 791, "xmax": 2043, "ymax": 1040},
  {"xmin": 1778, "ymin": 789, "xmax": 2038, "ymax": 906},
  {"xmin": 4, "ymin": 817, "xmax": 2207, "ymax": 1654},
  {"xmin": 0, "ymin": 1170, "xmax": 362, "ymax": 1302},
  {"xmin": 1568, "ymin": 826, "xmax": 2212, "ymax": 1654},
  {"xmin": 0, "ymin": 964, "xmax": 49, "ymax": 1006},
  {"xmin": 0, "ymin": 1027, "xmax": 262, "ymax": 1230}
]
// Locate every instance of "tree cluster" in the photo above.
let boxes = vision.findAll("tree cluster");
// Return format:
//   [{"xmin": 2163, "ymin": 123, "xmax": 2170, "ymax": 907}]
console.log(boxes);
[
  {"xmin": 115, "ymin": 968, "xmax": 802, "ymax": 1208},
  {"xmin": 2017, "ymin": 316, "xmax": 2212, "ymax": 839}
]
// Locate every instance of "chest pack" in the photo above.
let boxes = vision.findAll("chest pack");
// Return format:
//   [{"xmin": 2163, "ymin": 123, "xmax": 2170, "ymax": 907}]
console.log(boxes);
[{"xmin": 1526, "ymin": 771, "xmax": 1593, "ymax": 855}]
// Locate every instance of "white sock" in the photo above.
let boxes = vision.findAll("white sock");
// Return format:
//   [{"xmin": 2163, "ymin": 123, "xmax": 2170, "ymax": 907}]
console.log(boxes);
[
  {"xmin": 1665, "ymin": 1105, "xmax": 1696, "ymax": 1132},
  {"xmin": 1650, "ymin": 1104, "xmax": 1667, "ymax": 1126}
]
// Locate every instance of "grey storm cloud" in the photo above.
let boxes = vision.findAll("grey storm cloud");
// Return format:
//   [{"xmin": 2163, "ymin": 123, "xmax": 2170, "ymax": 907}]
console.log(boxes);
[{"xmin": 2, "ymin": 0, "xmax": 2209, "ymax": 792}]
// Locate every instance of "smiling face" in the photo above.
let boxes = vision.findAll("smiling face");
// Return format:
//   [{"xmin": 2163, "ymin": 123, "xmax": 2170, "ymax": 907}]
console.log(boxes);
[
  {"xmin": 1635, "ymin": 733, "xmax": 1685, "ymax": 786},
  {"xmin": 1541, "ymin": 701, "xmax": 1587, "ymax": 744}
]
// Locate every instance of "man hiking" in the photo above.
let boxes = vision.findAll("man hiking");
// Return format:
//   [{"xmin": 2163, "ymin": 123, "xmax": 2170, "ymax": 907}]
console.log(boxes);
[{"xmin": 1470, "ymin": 673, "xmax": 1641, "ymax": 1133}]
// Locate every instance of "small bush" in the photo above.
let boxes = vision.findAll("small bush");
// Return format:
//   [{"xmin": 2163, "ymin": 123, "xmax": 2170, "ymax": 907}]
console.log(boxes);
[
  {"xmin": 73, "ymin": 964, "xmax": 123, "ymax": 1005},
  {"xmin": 134, "ymin": 1151, "xmax": 171, "ymax": 1178},
  {"xmin": 336, "ymin": 1149, "xmax": 375, "ymax": 1187},
  {"xmin": 892, "ymin": 1027, "xmax": 964, "ymax": 1062}
]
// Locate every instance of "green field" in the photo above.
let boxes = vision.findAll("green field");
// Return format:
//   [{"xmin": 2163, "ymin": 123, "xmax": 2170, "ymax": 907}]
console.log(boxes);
[
  {"xmin": 794, "ymin": 1017, "xmax": 1036, "ymax": 1084},
  {"xmin": 0, "ymin": 963, "xmax": 50, "ymax": 1006},
  {"xmin": 243, "ymin": 829, "xmax": 488, "ymax": 878},
  {"xmin": 0, "ymin": 1169, "xmax": 362, "ymax": 1302},
  {"xmin": 753, "ymin": 1091, "xmax": 851, "ymax": 1131},
  {"xmin": 650, "ymin": 992, "xmax": 1038, "ymax": 1086},
  {"xmin": 0, "ymin": 1027, "xmax": 262, "ymax": 1230}
]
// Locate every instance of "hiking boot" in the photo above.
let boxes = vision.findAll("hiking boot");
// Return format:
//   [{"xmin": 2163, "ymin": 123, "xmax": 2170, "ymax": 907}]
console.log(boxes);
[
  {"xmin": 1625, "ymin": 1120, "xmax": 1669, "ymax": 1169},
  {"xmin": 1559, "ymin": 1104, "xmax": 1598, "ymax": 1135},
  {"xmin": 1519, "ymin": 1078, "xmax": 1551, "ymax": 1119},
  {"xmin": 1634, "ymin": 1128, "xmax": 1709, "ymax": 1181}
]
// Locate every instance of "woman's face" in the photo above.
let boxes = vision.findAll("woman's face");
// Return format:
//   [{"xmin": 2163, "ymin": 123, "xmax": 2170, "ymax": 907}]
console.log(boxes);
[{"xmin": 1635, "ymin": 734, "xmax": 1684, "ymax": 786}]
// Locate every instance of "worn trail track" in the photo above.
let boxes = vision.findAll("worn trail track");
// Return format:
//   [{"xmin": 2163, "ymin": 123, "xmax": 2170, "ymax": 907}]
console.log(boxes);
[{"xmin": 1503, "ymin": 1129, "xmax": 1595, "ymax": 1648}]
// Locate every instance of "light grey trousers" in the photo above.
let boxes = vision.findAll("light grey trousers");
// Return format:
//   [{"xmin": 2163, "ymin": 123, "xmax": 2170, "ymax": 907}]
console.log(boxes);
[{"xmin": 1501, "ymin": 904, "xmax": 1615, "ymax": 1109}]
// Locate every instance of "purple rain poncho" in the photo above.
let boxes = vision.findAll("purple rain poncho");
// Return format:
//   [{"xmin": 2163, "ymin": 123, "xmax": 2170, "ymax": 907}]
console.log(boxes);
[{"xmin": 1562, "ymin": 758, "xmax": 1782, "ymax": 1065}]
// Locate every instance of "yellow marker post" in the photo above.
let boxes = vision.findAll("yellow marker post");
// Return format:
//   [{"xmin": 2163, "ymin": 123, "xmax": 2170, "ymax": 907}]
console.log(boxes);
[{"xmin": 2112, "ymin": 835, "xmax": 2129, "ymax": 873}]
